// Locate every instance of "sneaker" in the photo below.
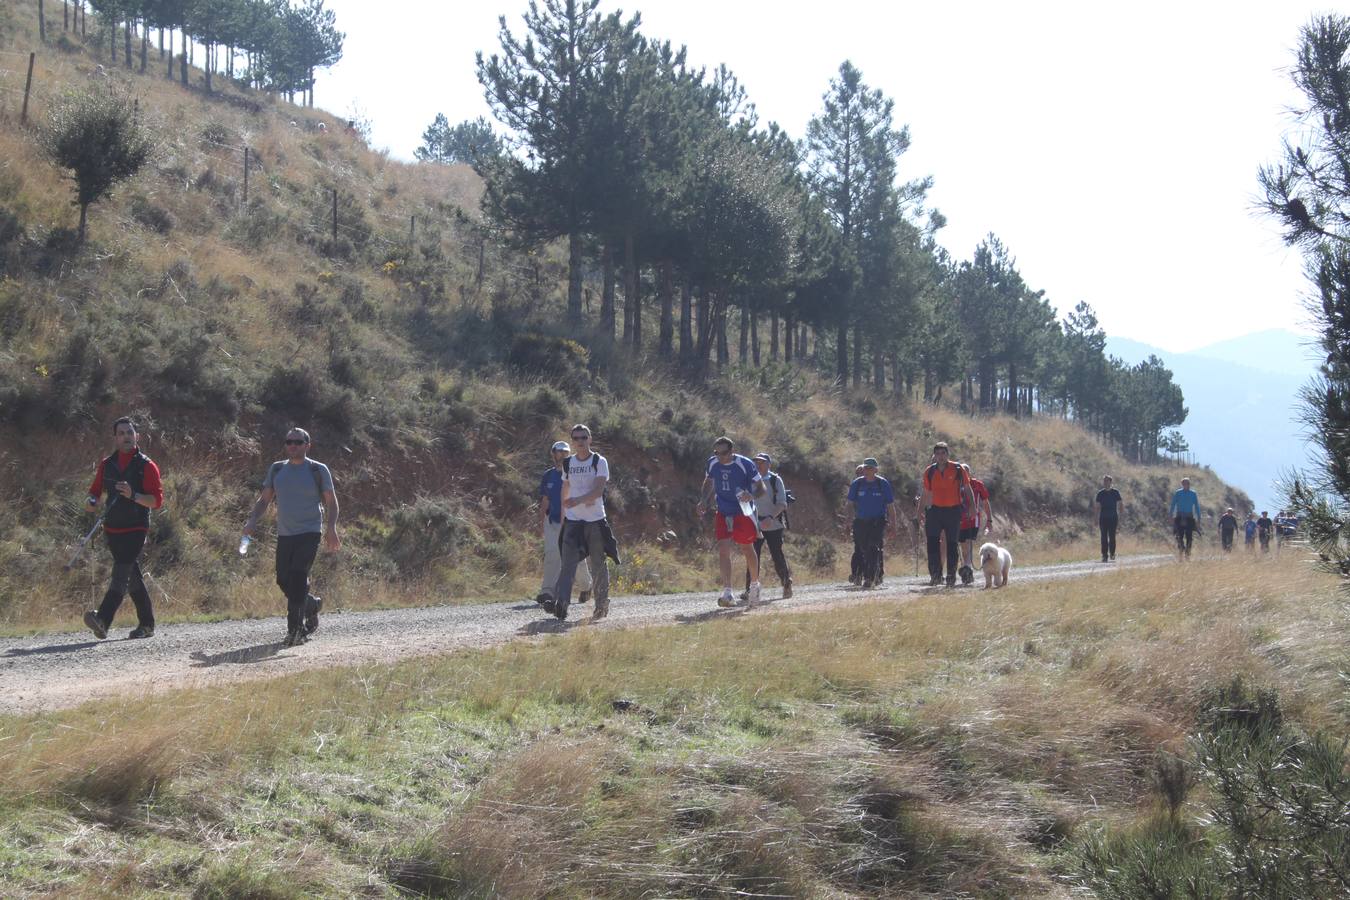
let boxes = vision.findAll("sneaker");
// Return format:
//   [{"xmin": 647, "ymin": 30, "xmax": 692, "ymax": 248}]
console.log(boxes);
[
  {"xmin": 554, "ymin": 602, "xmax": 569, "ymax": 621},
  {"xmin": 284, "ymin": 629, "xmax": 308, "ymax": 647},
  {"xmin": 83, "ymin": 610, "xmax": 107, "ymax": 640},
  {"xmin": 738, "ymin": 590, "xmax": 749, "ymax": 602},
  {"xmin": 534, "ymin": 591, "xmax": 552, "ymax": 606},
  {"xmin": 128, "ymin": 625, "xmax": 155, "ymax": 639},
  {"xmin": 748, "ymin": 581, "xmax": 762, "ymax": 605},
  {"xmin": 304, "ymin": 594, "xmax": 322, "ymax": 635},
  {"xmin": 959, "ymin": 565, "xmax": 974, "ymax": 586},
  {"xmin": 717, "ymin": 589, "xmax": 736, "ymax": 608},
  {"xmin": 782, "ymin": 581, "xmax": 793, "ymax": 599},
  {"xmin": 862, "ymin": 579, "xmax": 873, "ymax": 589},
  {"xmin": 578, "ymin": 591, "xmax": 591, "ymax": 604},
  {"xmin": 848, "ymin": 574, "xmax": 861, "ymax": 586},
  {"xmin": 928, "ymin": 575, "xmax": 943, "ymax": 587},
  {"xmin": 1109, "ymin": 554, "xmax": 1115, "ymax": 561},
  {"xmin": 876, "ymin": 575, "xmax": 884, "ymax": 586},
  {"xmin": 541, "ymin": 599, "xmax": 557, "ymax": 615},
  {"xmin": 945, "ymin": 576, "xmax": 957, "ymax": 588},
  {"xmin": 591, "ymin": 597, "xmax": 610, "ymax": 621}
]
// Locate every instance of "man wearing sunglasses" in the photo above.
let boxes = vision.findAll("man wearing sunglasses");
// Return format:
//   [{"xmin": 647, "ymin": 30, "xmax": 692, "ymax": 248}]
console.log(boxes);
[
  {"xmin": 697, "ymin": 436, "xmax": 766, "ymax": 608},
  {"xmin": 242, "ymin": 427, "xmax": 341, "ymax": 646},
  {"xmin": 551, "ymin": 424, "xmax": 613, "ymax": 622}
]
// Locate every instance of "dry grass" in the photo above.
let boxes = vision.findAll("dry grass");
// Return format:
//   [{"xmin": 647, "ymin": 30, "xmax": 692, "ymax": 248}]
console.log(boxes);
[{"xmin": 0, "ymin": 553, "xmax": 1343, "ymax": 895}]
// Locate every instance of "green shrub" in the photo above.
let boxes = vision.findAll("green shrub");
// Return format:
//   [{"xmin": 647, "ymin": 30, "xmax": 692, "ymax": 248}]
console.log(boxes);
[
  {"xmin": 129, "ymin": 194, "xmax": 175, "ymax": 234},
  {"xmin": 384, "ymin": 495, "xmax": 477, "ymax": 575}
]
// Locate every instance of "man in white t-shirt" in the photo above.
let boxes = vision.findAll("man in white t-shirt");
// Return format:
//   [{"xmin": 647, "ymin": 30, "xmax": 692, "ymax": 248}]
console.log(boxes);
[{"xmin": 549, "ymin": 423, "xmax": 612, "ymax": 622}]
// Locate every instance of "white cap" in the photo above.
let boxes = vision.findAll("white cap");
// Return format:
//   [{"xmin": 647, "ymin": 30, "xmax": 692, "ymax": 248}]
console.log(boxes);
[{"xmin": 551, "ymin": 440, "xmax": 571, "ymax": 452}]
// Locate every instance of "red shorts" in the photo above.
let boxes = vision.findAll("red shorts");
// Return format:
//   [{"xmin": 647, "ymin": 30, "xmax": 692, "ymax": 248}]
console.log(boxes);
[{"xmin": 715, "ymin": 513, "xmax": 758, "ymax": 545}]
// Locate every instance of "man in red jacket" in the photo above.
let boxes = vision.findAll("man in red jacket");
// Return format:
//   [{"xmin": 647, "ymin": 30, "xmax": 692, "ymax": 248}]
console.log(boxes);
[{"xmin": 81, "ymin": 416, "xmax": 164, "ymax": 639}]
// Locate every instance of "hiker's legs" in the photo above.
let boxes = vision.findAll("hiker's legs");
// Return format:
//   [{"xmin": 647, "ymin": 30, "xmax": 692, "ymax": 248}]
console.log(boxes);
[
  {"xmin": 554, "ymin": 521, "xmax": 586, "ymax": 607},
  {"xmin": 746, "ymin": 537, "xmax": 764, "ymax": 591},
  {"xmin": 540, "ymin": 520, "xmax": 562, "ymax": 598},
  {"xmin": 942, "ymin": 511, "xmax": 961, "ymax": 578},
  {"xmin": 96, "ymin": 531, "xmax": 152, "ymax": 627},
  {"xmin": 852, "ymin": 519, "xmax": 870, "ymax": 581},
  {"xmin": 925, "ymin": 516, "xmax": 943, "ymax": 579},
  {"xmin": 763, "ymin": 530, "xmax": 790, "ymax": 585},
  {"xmin": 718, "ymin": 538, "xmax": 734, "ymax": 588},
  {"xmin": 861, "ymin": 518, "xmax": 884, "ymax": 582},
  {"xmin": 275, "ymin": 533, "xmax": 320, "ymax": 634},
  {"xmin": 581, "ymin": 521, "xmax": 608, "ymax": 603},
  {"xmin": 741, "ymin": 542, "xmax": 759, "ymax": 585}
]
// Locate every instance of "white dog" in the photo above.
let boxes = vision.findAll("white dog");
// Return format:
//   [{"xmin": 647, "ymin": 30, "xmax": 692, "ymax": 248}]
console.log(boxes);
[{"xmin": 978, "ymin": 542, "xmax": 1012, "ymax": 588}]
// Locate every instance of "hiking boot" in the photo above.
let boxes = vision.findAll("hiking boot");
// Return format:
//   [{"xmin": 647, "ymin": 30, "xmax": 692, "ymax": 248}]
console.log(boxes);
[
  {"xmin": 83, "ymin": 610, "xmax": 107, "ymax": 640},
  {"xmin": 577, "ymin": 591, "xmax": 590, "ymax": 604},
  {"xmin": 128, "ymin": 625, "xmax": 155, "ymax": 639},
  {"xmin": 534, "ymin": 591, "xmax": 552, "ymax": 606},
  {"xmin": 284, "ymin": 629, "xmax": 308, "ymax": 647},
  {"xmin": 717, "ymin": 589, "xmax": 736, "ymax": 608},
  {"xmin": 554, "ymin": 601, "xmax": 569, "ymax": 621},
  {"xmin": 591, "ymin": 597, "xmax": 610, "ymax": 621},
  {"xmin": 928, "ymin": 575, "xmax": 943, "ymax": 587},
  {"xmin": 747, "ymin": 581, "xmax": 762, "ymax": 605},
  {"xmin": 304, "ymin": 594, "xmax": 322, "ymax": 636},
  {"xmin": 781, "ymin": 581, "xmax": 793, "ymax": 599},
  {"xmin": 541, "ymin": 598, "xmax": 557, "ymax": 615},
  {"xmin": 862, "ymin": 579, "xmax": 873, "ymax": 589},
  {"xmin": 945, "ymin": 575, "xmax": 957, "ymax": 588},
  {"xmin": 959, "ymin": 565, "xmax": 974, "ymax": 586},
  {"xmin": 848, "ymin": 574, "xmax": 861, "ymax": 586},
  {"xmin": 739, "ymin": 590, "xmax": 749, "ymax": 602},
  {"xmin": 1101, "ymin": 556, "xmax": 1109, "ymax": 563}
]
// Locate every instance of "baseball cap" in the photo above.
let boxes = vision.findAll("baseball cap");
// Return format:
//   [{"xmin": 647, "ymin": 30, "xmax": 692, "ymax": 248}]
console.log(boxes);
[
  {"xmin": 551, "ymin": 440, "xmax": 571, "ymax": 452},
  {"xmin": 753, "ymin": 452, "xmax": 772, "ymax": 464},
  {"xmin": 862, "ymin": 457, "xmax": 879, "ymax": 468}
]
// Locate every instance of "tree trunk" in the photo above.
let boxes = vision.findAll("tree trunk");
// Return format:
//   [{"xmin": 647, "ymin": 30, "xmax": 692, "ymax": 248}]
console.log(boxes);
[
  {"xmin": 835, "ymin": 322, "xmax": 847, "ymax": 383},
  {"xmin": 770, "ymin": 313, "xmax": 778, "ymax": 361},
  {"xmin": 623, "ymin": 231, "xmax": 638, "ymax": 352},
  {"xmin": 166, "ymin": 31, "xmax": 173, "ymax": 78},
  {"xmin": 873, "ymin": 339, "xmax": 885, "ymax": 388},
  {"xmin": 227, "ymin": 45, "xmax": 234, "ymax": 79},
  {"xmin": 204, "ymin": 43, "xmax": 212, "ymax": 91},
  {"xmin": 751, "ymin": 312, "xmax": 760, "ymax": 366},
  {"xmin": 124, "ymin": 17, "xmax": 132, "ymax": 67},
  {"xmin": 679, "ymin": 278, "xmax": 693, "ymax": 361},
  {"xmin": 566, "ymin": 231, "xmax": 583, "ymax": 321},
  {"xmin": 852, "ymin": 322, "xmax": 862, "ymax": 388},
  {"xmin": 180, "ymin": 28, "xmax": 188, "ymax": 85},
  {"xmin": 658, "ymin": 259, "xmax": 674, "ymax": 357},
  {"xmin": 1006, "ymin": 363, "xmax": 1018, "ymax": 416},
  {"xmin": 78, "ymin": 203, "xmax": 89, "ymax": 243},
  {"xmin": 599, "ymin": 242, "xmax": 615, "ymax": 340},
  {"xmin": 783, "ymin": 314, "xmax": 793, "ymax": 364},
  {"xmin": 738, "ymin": 305, "xmax": 749, "ymax": 364},
  {"xmin": 140, "ymin": 22, "xmax": 147, "ymax": 72},
  {"xmin": 696, "ymin": 289, "xmax": 710, "ymax": 362},
  {"xmin": 716, "ymin": 305, "xmax": 729, "ymax": 369}
]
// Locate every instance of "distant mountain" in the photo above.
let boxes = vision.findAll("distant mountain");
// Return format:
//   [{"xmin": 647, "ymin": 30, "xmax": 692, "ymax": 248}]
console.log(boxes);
[{"xmin": 1105, "ymin": 330, "xmax": 1316, "ymax": 512}]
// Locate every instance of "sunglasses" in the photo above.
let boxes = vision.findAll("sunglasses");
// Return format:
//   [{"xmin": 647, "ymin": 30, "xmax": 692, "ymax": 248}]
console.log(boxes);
[
  {"xmin": 285, "ymin": 438, "xmax": 308, "ymax": 446},
  {"xmin": 571, "ymin": 435, "xmax": 590, "ymax": 441}
]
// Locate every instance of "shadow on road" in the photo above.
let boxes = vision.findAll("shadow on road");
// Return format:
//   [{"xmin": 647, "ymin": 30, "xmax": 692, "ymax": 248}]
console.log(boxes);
[
  {"xmin": 675, "ymin": 606, "xmax": 749, "ymax": 625},
  {"xmin": 3, "ymin": 640, "xmax": 103, "ymax": 657},
  {"xmin": 516, "ymin": 617, "xmax": 581, "ymax": 636},
  {"xmin": 190, "ymin": 642, "xmax": 285, "ymax": 667}
]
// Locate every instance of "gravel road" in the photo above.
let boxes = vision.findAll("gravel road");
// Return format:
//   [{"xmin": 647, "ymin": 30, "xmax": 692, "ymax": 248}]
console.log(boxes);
[{"xmin": 0, "ymin": 555, "xmax": 1168, "ymax": 714}]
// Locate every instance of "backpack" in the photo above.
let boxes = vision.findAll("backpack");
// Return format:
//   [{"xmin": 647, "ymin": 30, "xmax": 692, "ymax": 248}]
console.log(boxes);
[
  {"xmin": 925, "ymin": 461, "xmax": 972, "ymax": 514},
  {"xmin": 768, "ymin": 472, "xmax": 795, "ymax": 529}
]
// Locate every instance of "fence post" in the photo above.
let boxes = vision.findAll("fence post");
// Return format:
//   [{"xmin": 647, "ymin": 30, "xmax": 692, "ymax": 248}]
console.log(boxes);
[
  {"xmin": 39, "ymin": 0, "xmax": 46, "ymax": 42},
  {"xmin": 409, "ymin": 215, "xmax": 415, "ymax": 243},
  {"xmin": 331, "ymin": 188, "xmax": 337, "ymax": 243},
  {"xmin": 21, "ymin": 52, "xmax": 35, "ymax": 125},
  {"xmin": 242, "ymin": 147, "xmax": 249, "ymax": 205}
]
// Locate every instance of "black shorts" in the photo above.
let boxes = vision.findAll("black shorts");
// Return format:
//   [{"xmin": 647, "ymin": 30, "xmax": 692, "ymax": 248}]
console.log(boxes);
[{"xmin": 959, "ymin": 526, "xmax": 979, "ymax": 542}]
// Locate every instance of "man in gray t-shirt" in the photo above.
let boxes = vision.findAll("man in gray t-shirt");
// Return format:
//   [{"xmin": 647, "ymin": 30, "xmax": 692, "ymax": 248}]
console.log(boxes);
[{"xmin": 243, "ymin": 427, "xmax": 341, "ymax": 646}]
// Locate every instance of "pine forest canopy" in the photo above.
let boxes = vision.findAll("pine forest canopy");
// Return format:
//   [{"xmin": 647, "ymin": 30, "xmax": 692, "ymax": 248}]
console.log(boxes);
[
  {"xmin": 450, "ymin": 0, "xmax": 1188, "ymax": 462},
  {"xmin": 78, "ymin": 0, "xmax": 343, "ymax": 103}
]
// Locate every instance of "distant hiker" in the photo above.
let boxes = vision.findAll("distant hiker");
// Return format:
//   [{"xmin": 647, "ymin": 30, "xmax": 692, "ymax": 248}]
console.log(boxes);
[
  {"xmin": 958, "ymin": 468, "xmax": 993, "ymax": 585},
  {"xmin": 550, "ymin": 424, "xmax": 616, "ymax": 622},
  {"xmin": 81, "ymin": 416, "xmax": 164, "ymax": 641},
  {"xmin": 1094, "ymin": 475, "xmax": 1124, "ymax": 562},
  {"xmin": 847, "ymin": 457, "xmax": 895, "ymax": 589},
  {"xmin": 1274, "ymin": 510, "xmax": 1298, "ymax": 549},
  {"xmin": 697, "ymin": 436, "xmax": 766, "ymax": 608},
  {"xmin": 242, "ymin": 428, "xmax": 341, "ymax": 646},
  {"xmin": 536, "ymin": 440, "xmax": 592, "ymax": 608},
  {"xmin": 1244, "ymin": 512, "xmax": 1258, "ymax": 550},
  {"xmin": 743, "ymin": 453, "xmax": 793, "ymax": 599},
  {"xmin": 920, "ymin": 442, "xmax": 974, "ymax": 587},
  {"xmin": 1219, "ymin": 507, "xmax": 1239, "ymax": 552},
  {"xmin": 848, "ymin": 463, "xmax": 866, "ymax": 584},
  {"xmin": 1169, "ymin": 477, "xmax": 1201, "ymax": 559},
  {"xmin": 1256, "ymin": 510, "xmax": 1274, "ymax": 552}
]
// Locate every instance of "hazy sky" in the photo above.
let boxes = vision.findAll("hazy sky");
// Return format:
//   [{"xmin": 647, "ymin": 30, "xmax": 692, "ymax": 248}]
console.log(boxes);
[{"xmin": 314, "ymin": 1, "xmax": 1328, "ymax": 353}]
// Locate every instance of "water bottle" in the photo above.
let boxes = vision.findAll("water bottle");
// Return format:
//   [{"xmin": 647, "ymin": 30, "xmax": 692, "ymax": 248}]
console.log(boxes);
[
  {"xmin": 238, "ymin": 535, "xmax": 251, "ymax": 556},
  {"xmin": 738, "ymin": 494, "xmax": 755, "ymax": 519}
]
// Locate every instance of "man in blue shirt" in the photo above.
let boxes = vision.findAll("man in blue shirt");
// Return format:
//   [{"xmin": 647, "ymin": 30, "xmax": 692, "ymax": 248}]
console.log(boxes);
[
  {"xmin": 537, "ymin": 440, "xmax": 591, "ymax": 607},
  {"xmin": 696, "ymin": 436, "xmax": 766, "ymax": 608},
  {"xmin": 847, "ymin": 457, "xmax": 895, "ymax": 589},
  {"xmin": 1168, "ymin": 477, "xmax": 1202, "ymax": 559}
]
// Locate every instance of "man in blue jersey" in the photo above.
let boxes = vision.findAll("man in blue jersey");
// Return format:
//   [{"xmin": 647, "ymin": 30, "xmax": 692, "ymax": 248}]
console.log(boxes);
[
  {"xmin": 1169, "ymin": 477, "xmax": 1202, "ymax": 559},
  {"xmin": 847, "ymin": 458, "xmax": 895, "ymax": 589},
  {"xmin": 696, "ymin": 436, "xmax": 766, "ymax": 608}
]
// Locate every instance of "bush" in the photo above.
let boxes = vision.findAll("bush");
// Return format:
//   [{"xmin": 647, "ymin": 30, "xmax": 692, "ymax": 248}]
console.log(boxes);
[
  {"xmin": 224, "ymin": 201, "xmax": 287, "ymax": 250},
  {"xmin": 384, "ymin": 495, "xmax": 477, "ymax": 575},
  {"xmin": 129, "ymin": 194, "xmax": 175, "ymax": 234}
]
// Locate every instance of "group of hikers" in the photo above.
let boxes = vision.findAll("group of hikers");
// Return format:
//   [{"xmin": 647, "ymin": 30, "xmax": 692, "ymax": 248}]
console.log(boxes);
[
  {"xmin": 76, "ymin": 415, "xmax": 1298, "ymax": 641},
  {"xmin": 1098, "ymin": 475, "xmax": 1299, "ymax": 561}
]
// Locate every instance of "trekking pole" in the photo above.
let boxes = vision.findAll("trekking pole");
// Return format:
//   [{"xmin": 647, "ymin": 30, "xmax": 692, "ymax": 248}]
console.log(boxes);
[{"xmin": 65, "ymin": 513, "xmax": 105, "ymax": 570}]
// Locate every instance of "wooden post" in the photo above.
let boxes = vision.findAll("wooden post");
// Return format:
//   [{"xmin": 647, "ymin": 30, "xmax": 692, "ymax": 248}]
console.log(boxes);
[
  {"xmin": 21, "ymin": 53, "xmax": 35, "ymax": 125},
  {"xmin": 331, "ymin": 189, "xmax": 338, "ymax": 243},
  {"xmin": 242, "ymin": 147, "xmax": 249, "ymax": 205},
  {"xmin": 38, "ymin": 0, "xmax": 46, "ymax": 42},
  {"xmin": 409, "ymin": 215, "xmax": 415, "ymax": 242}
]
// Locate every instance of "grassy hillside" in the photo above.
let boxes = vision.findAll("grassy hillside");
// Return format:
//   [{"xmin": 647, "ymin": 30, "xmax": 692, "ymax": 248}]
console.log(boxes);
[
  {"xmin": 0, "ymin": 1, "xmax": 1248, "ymax": 633},
  {"xmin": 1, "ymin": 557, "xmax": 1344, "ymax": 896}
]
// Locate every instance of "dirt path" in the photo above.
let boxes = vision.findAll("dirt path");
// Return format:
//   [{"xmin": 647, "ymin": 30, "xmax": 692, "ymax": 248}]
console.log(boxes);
[{"xmin": 0, "ymin": 555, "xmax": 1168, "ymax": 714}]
